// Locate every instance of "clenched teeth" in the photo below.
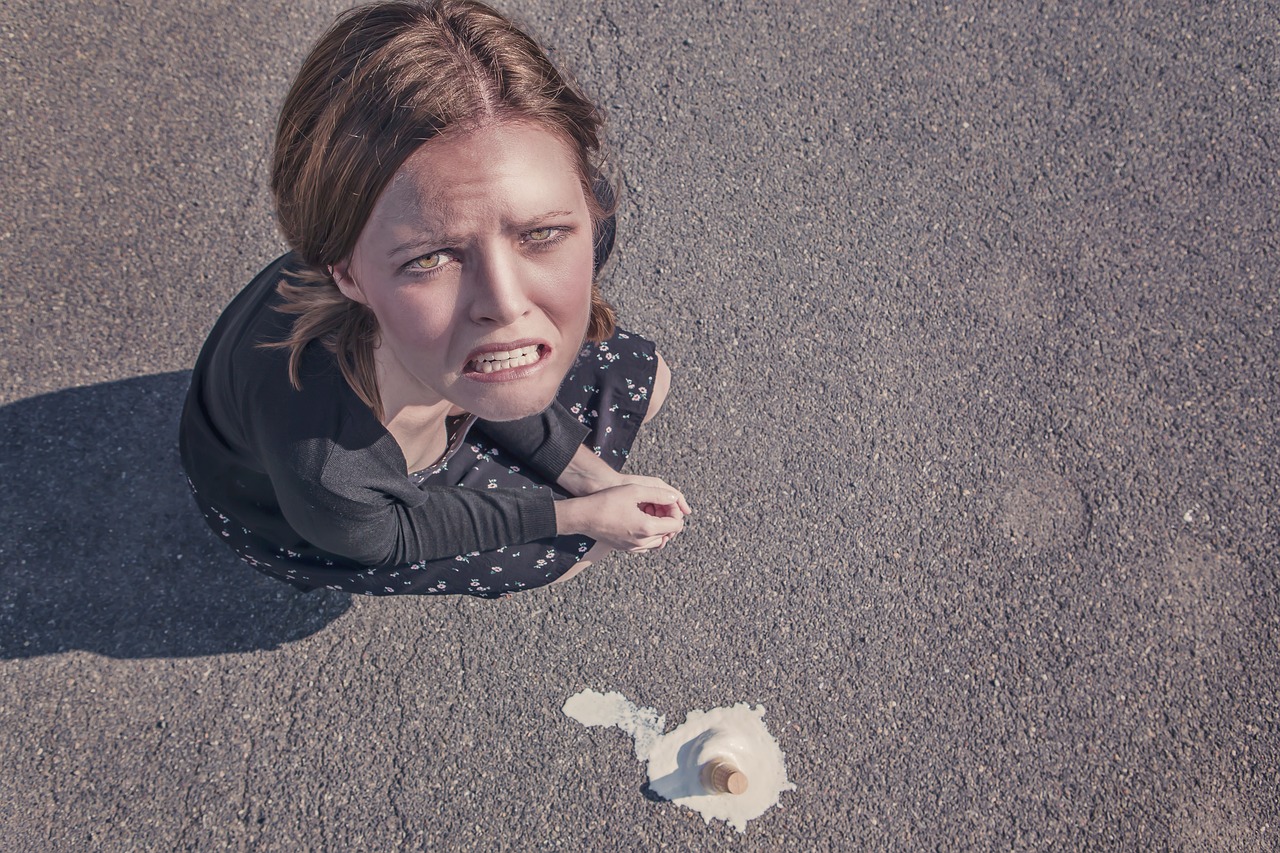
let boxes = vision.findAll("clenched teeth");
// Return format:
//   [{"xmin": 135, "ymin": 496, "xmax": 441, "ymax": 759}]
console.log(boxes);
[{"xmin": 469, "ymin": 344, "xmax": 542, "ymax": 373}]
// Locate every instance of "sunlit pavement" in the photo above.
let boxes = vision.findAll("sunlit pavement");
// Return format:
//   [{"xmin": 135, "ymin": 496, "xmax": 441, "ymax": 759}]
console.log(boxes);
[{"xmin": 1, "ymin": 1, "xmax": 1276, "ymax": 848}]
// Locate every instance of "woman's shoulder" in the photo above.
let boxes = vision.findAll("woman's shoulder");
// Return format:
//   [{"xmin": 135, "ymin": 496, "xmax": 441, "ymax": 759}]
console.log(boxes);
[
  {"xmin": 195, "ymin": 252, "xmax": 298, "ymax": 361},
  {"xmin": 196, "ymin": 254, "xmax": 351, "ymax": 417}
]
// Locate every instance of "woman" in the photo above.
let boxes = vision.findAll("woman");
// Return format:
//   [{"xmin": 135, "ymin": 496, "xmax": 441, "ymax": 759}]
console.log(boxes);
[{"xmin": 179, "ymin": 0, "xmax": 690, "ymax": 597}]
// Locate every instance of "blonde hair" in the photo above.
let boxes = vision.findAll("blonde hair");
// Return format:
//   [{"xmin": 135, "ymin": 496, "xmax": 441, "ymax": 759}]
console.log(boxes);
[{"xmin": 264, "ymin": 0, "xmax": 616, "ymax": 421}]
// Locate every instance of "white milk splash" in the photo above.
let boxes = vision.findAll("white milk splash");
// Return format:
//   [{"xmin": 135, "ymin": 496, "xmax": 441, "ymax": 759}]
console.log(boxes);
[{"xmin": 563, "ymin": 689, "xmax": 795, "ymax": 832}]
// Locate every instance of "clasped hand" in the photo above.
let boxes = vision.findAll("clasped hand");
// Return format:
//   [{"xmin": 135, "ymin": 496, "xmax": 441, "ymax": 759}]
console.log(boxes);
[{"xmin": 555, "ymin": 447, "xmax": 691, "ymax": 552}]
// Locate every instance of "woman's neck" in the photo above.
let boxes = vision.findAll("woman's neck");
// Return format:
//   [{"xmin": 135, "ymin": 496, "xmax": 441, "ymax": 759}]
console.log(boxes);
[
  {"xmin": 372, "ymin": 347, "xmax": 457, "ymax": 472},
  {"xmin": 371, "ymin": 340, "xmax": 454, "ymax": 419}
]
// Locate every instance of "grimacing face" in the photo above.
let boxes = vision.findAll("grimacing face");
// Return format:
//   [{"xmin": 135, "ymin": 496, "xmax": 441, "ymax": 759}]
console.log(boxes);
[{"xmin": 332, "ymin": 120, "xmax": 595, "ymax": 422}]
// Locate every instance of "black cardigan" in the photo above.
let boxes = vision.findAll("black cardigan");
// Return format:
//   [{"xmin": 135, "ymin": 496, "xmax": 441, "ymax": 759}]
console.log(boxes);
[{"xmin": 178, "ymin": 254, "xmax": 588, "ymax": 567}]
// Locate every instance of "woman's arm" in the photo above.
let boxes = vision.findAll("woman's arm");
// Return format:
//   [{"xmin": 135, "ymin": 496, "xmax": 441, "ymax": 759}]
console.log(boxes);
[
  {"xmin": 557, "ymin": 444, "xmax": 692, "ymax": 512},
  {"xmin": 481, "ymin": 404, "xmax": 692, "ymax": 513},
  {"xmin": 556, "ymin": 443, "xmax": 624, "ymax": 495}
]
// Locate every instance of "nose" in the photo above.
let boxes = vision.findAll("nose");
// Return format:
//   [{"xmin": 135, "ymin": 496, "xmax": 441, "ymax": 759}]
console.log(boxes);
[{"xmin": 467, "ymin": 247, "xmax": 532, "ymax": 326}]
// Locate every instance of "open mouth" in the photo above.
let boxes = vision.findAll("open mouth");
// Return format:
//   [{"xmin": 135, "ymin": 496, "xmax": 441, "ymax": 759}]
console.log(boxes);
[{"xmin": 465, "ymin": 343, "xmax": 548, "ymax": 375}]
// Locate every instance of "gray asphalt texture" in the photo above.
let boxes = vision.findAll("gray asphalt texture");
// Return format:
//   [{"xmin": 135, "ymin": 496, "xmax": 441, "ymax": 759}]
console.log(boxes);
[{"xmin": 2, "ymin": 0, "xmax": 1277, "ymax": 849}]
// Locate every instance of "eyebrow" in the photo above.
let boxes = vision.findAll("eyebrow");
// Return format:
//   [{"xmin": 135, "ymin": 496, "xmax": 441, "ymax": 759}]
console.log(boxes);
[{"xmin": 386, "ymin": 210, "xmax": 576, "ymax": 260}]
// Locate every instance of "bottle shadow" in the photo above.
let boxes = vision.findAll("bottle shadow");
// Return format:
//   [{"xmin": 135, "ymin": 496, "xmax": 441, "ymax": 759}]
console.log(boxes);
[
  {"xmin": 639, "ymin": 730, "xmax": 714, "ymax": 802},
  {"xmin": 0, "ymin": 371, "xmax": 350, "ymax": 659}
]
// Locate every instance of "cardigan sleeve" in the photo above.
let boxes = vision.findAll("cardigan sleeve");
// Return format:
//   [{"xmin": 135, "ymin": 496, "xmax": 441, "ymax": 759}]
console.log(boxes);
[
  {"xmin": 241, "ymin": 347, "xmax": 563, "ymax": 567},
  {"xmin": 473, "ymin": 401, "xmax": 589, "ymax": 483},
  {"xmin": 270, "ymin": 444, "xmax": 558, "ymax": 566}
]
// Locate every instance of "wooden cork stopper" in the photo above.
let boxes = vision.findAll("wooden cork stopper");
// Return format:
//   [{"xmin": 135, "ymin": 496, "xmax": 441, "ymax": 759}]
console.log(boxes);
[{"xmin": 700, "ymin": 758, "xmax": 749, "ymax": 795}]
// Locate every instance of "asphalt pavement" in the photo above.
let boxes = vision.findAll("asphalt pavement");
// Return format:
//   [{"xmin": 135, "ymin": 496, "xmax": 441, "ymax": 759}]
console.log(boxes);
[{"xmin": 1, "ymin": 0, "xmax": 1277, "ymax": 849}]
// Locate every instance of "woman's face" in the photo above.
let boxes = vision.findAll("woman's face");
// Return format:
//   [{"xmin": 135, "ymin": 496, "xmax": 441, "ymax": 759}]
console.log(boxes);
[{"xmin": 333, "ymin": 121, "xmax": 594, "ymax": 422}]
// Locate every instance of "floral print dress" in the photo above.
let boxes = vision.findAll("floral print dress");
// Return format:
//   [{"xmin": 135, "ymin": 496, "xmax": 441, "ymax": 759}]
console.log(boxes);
[{"xmin": 188, "ymin": 329, "xmax": 658, "ymax": 598}]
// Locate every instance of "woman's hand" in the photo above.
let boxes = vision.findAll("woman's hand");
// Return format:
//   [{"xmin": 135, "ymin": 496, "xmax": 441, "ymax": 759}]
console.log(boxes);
[
  {"xmin": 557, "ymin": 445, "xmax": 693, "ymax": 515},
  {"xmin": 555, "ymin": 483, "xmax": 689, "ymax": 552},
  {"xmin": 622, "ymin": 474, "xmax": 693, "ymax": 518}
]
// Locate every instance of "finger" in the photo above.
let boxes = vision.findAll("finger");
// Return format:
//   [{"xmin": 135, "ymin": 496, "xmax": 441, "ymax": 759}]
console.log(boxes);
[
  {"xmin": 631, "ymin": 484, "xmax": 686, "ymax": 510},
  {"xmin": 657, "ymin": 485, "xmax": 691, "ymax": 516},
  {"xmin": 627, "ymin": 534, "xmax": 669, "ymax": 553},
  {"xmin": 630, "ymin": 477, "xmax": 689, "ymax": 515},
  {"xmin": 640, "ymin": 501, "xmax": 679, "ymax": 518},
  {"xmin": 638, "ymin": 514, "xmax": 684, "ymax": 537}
]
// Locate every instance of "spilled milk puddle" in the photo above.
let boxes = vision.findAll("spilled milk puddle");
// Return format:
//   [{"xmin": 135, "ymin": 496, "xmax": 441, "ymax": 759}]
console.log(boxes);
[{"xmin": 563, "ymin": 689, "xmax": 795, "ymax": 832}]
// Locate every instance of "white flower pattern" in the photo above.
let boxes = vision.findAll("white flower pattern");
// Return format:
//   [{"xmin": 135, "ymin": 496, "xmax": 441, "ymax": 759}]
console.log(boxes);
[{"xmin": 186, "ymin": 329, "xmax": 657, "ymax": 598}]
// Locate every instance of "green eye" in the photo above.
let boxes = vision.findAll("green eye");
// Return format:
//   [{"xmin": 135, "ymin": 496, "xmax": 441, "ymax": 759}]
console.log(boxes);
[{"xmin": 528, "ymin": 228, "xmax": 554, "ymax": 241}]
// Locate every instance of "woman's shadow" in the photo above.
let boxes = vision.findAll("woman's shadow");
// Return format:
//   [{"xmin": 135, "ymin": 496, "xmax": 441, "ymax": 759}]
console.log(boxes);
[{"xmin": 0, "ymin": 372, "xmax": 350, "ymax": 659}]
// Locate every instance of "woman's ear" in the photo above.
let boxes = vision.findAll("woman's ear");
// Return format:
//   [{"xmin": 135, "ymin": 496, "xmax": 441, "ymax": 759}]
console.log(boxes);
[{"xmin": 330, "ymin": 260, "xmax": 367, "ymax": 305}]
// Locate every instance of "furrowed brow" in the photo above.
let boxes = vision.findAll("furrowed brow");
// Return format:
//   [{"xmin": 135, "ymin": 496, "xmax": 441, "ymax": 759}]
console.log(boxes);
[
  {"xmin": 518, "ymin": 210, "xmax": 574, "ymax": 227},
  {"xmin": 387, "ymin": 231, "xmax": 461, "ymax": 260},
  {"xmin": 386, "ymin": 210, "xmax": 577, "ymax": 259}
]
